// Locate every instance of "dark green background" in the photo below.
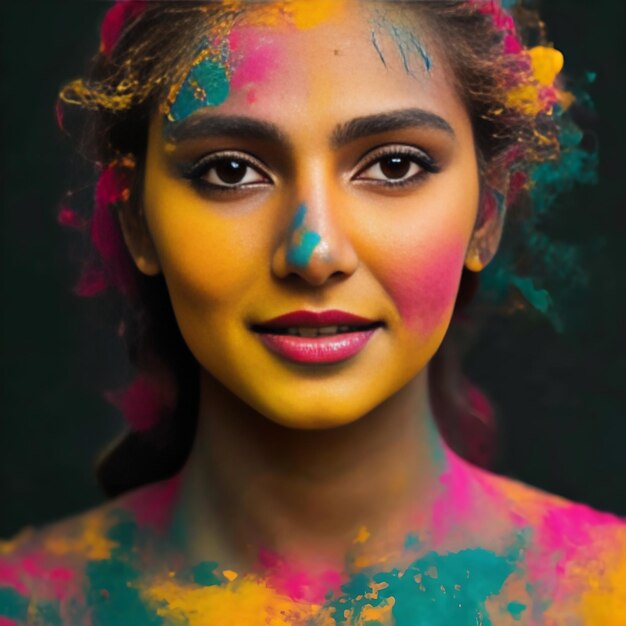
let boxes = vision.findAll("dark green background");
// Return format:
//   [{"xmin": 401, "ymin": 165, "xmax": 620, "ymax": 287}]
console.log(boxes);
[{"xmin": 1, "ymin": 1, "xmax": 625, "ymax": 538}]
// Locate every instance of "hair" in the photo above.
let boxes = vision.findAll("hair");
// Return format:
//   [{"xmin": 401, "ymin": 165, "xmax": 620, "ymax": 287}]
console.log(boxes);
[{"xmin": 57, "ymin": 0, "xmax": 585, "ymax": 497}]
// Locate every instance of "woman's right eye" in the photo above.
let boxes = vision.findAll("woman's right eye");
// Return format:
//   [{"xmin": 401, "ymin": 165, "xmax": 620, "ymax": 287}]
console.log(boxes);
[{"xmin": 183, "ymin": 153, "xmax": 271, "ymax": 191}]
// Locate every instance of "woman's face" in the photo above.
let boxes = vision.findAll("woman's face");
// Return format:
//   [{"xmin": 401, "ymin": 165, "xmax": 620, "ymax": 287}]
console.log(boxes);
[{"xmin": 136, "ymin": 1, "xmax": 482, "ymax": 429}]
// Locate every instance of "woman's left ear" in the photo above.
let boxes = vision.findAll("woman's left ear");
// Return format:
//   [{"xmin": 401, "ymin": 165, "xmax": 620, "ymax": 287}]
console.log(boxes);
[{"xmin": 464, "ymin": 171, "xmax": 510, "ymax": 273}]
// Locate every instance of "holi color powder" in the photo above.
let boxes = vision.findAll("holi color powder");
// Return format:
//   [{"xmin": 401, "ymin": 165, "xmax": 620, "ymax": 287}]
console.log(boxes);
[
  {"xmin": 286, "ymin": 204, "xmax": 322, "ymax": 269},
  {"xmin": 370, "ymin": 13, "xmax": 432, "ymax": 75}
]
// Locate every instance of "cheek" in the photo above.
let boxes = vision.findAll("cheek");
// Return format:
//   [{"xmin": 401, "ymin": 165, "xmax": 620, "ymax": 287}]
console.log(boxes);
[{"xmin": 379, "ymin": 237, "xmax": 468, "ymax": 334}]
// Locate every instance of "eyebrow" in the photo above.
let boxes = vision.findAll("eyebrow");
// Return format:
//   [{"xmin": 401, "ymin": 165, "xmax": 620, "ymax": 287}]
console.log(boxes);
[
  {"xmin": 166, "ymin": 107, "xmax": 454, "ymax": 148},
  {"xmin": 167, "ymin": 115, "xmax": 289, "ymax": 146},
  {"xmin": 331, "ymin": 108, "xmax": 455, "ymax": 147}
]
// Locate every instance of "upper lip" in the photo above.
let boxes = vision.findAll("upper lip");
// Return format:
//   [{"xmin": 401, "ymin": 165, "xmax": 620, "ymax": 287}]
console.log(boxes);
[{"xmin": 253, "ymin": 309, "xmax": 380, "ymax": 330}]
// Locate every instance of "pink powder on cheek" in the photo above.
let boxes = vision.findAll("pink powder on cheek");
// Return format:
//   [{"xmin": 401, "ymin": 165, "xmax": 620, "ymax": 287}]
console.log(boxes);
[
  {"xmin": 383, "ymin": 240, "xmax": 467, "ymax": 333},
  {"xmin": 229, "ymin": 27, "xmax": 281, "ymax": 91}
]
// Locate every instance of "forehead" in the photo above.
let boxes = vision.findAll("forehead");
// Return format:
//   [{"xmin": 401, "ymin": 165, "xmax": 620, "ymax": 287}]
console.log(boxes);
[{"xmin": 162, "ymin": 0, "xmax": 465, "ymax": 136}]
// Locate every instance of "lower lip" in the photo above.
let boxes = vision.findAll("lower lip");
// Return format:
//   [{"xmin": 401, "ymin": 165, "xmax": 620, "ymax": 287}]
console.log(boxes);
[{"xmin": 257, "ymin": 329, "xmax": 379, "ymax": 364}]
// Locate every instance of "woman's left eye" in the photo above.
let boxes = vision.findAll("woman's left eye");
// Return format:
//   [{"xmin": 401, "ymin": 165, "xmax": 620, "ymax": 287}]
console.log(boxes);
[{"xmin": 354, "ymin": 148, "xmax": 438, "ymax": 186}]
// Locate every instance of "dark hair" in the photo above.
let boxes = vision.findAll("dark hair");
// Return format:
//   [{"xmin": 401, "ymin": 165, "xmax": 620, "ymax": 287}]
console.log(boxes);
[{"xmin": 58, "ymin": 0, "xmax": 570, "ymax": 497}]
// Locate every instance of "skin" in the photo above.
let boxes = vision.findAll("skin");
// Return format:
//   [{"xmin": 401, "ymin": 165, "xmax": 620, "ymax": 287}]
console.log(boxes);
[
  {"xmin": 121, "ymin": 1, "xmax": 500, "ymax": 572},
  {"xmin": 2, "ymin": 5, "xmax": 625, "ymax": 624}
]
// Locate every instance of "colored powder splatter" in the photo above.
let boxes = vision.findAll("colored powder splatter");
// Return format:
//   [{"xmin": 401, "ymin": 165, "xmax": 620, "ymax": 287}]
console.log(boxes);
[
  {"xmin": 324, "ymin": 546, "xmax": 521, "ymax": 626},
  {"xmin": 100, "ymin": 0, "xmax": 148, "ymax": 55},
  {"xmin": 169, "ymin": 57, "xmax": 230, "ymax": 123},
  {"xmin": 370, "ymin": 13, "xmax": 432, "ymax": 75},
  {"xmin": 287, "ymin": 0, "xmax": 343, "ymax": 30},
  {"xmin": 507, "ymin": 600, "xmax": 526, "ymax": 620},
  {"xmin": 85, "ymin": 517, "xmax": 163, "ymax": 626},
  {"xmin": 229, "ymin": 27, "xmax": 280, "ymax": 91},
  {"xmin": 286, "ymin": 204, "xmax": 322, "ymax": 269},
  {"xmin": 140, "ymin": 577, "xmax": 321, "ymax": 626},
  {"xmin": 105, "ymin": 374, "xmax": 176, "ymax": 432},
  {"xmin": 0, "ymin": 587, "xmax": 28, "ymax": 622}
]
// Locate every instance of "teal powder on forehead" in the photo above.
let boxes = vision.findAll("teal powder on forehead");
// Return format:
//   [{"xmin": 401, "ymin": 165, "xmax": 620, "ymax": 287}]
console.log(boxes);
[
  {"xmin": 286, "ymin": 204, "xmax": 322, "ymax": 268},
  {"xmin": 0, "ymin": 586, "xmax": 29, "ymax": 621},
  {"xmin": 169, "ymin": 58, "xmax": 230, "ymax": 123}
]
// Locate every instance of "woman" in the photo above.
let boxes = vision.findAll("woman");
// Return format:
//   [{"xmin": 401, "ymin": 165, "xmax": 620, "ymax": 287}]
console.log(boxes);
[{"xmin": 1, "ymin": 0, "xmax": 624, "ymax": 624}]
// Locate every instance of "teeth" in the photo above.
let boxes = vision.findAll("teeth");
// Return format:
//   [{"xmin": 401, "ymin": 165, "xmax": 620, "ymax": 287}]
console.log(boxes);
[
  {"xmin": 285, "ymin": 326, "xmax": 343, "ymax": 337},
  {"xmin": 338, "ymin": 325, "xmax": 350, "ymax": 332},
  {"xmin": 317, "ymin": 326, "xmax": 339, "ymax": 336}
]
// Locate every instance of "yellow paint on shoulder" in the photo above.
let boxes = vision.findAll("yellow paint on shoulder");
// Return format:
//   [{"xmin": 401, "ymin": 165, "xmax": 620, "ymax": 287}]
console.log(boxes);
[
  {"xmin": 223, "ymin": 569, "xmax": 239, "ymax": 581},
  {"xmin": 580, "ymin": 528, "xmax": 626, "ymax": 625},
  {"xmin": 141, "ymin": 577, "xmax": 322, "ymax": 626},
  {"xmin": 357, "ymin": 596, "xmax": 395, "ymax": 625},
  {"xmin": 0, "ymin": 528, "xmax": 34, "ymax": 555},
  {"xmin": 43, "ymin": 513, "xmax": 117, "ymax": 561},
  {"xmin": 529, "ymin": 46, "xmax": 564, "ymax": 86},
  {"xmin": 353, "ymin": 526, "xmax": 371, "ymax": 545}
]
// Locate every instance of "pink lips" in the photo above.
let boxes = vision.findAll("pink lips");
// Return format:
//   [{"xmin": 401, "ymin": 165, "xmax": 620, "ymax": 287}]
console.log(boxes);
[{"xmin": 253, "ymin": 310, "xmax": 381, "ymax": 365}]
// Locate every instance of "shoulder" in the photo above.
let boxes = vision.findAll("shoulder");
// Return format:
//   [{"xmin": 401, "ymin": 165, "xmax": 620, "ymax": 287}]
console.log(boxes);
[
  {"xmin": 0, "ymin": 477, "xmax": 180, "ymax": 624},
  {"xmin": 474, "ymin": 468, "xmax": 626, "ymax": 622}
]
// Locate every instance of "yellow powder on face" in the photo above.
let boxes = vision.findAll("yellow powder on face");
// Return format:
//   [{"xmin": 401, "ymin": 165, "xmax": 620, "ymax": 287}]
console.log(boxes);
[
  {"xmin": 141, "ymin": 577, "xmax": 322, "ymax": 626},
  {"xmin": 43, "ymin": 513, "xmax": 117, "ymax": 561}
]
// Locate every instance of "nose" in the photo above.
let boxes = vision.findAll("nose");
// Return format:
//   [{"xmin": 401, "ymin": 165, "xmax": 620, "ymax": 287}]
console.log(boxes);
[{"xmin": 271, "ymin": 200, "xmax": 359, "ymax": 287}]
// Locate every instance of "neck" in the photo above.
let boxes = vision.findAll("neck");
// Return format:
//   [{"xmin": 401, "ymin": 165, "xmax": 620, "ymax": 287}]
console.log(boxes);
[{"xmin": 178, "ymin": 366, "xmax": 448, "ymax": 573}]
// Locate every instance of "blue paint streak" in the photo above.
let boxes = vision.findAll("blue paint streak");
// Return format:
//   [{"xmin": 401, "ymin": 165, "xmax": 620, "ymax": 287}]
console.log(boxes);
[{"xmin": 286, "ymin": 204, "xmax": 322, "ymax": 268}]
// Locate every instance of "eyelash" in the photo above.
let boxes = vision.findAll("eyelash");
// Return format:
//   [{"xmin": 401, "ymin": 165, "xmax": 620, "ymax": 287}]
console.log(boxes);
[
  {"xmin": 181, "ymin": 145, "xmax": 440, "ymax": 194},
  {"xmin": 353, "ymin": 145, "xmax": 440, "ymax": 189}
]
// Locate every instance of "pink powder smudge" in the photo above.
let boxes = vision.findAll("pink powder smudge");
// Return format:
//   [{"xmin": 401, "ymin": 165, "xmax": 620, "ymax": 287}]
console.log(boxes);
[
  {"xmin": 127, "ymin": 475, "xmax": 182, "ymax": 532},
  {"xmin": 431, "ymin": 452, "xmax": 474, "ymax": 546},
  {"xmin": 257, "ymin": 548, "xmax": 343, "ymax": 603},
  {"xmin": 74, "ymin": 266, "xmax": 109, "ymax": 297},
  {"xmin": 106, "ymin": 374, "xmax": 176, "ymax": 432},
  {"xmin": 0, "ymin": 561, "xmax": 29, "ymax": 595},
  {"xmin": 57, "ymin": 206, "xmax": 85, "ymax": 229},
  {"xmin": 100, "ymin": 1, "xmax": 148, "ymax": 55},
  {"xmin": 88, "ymin": 163, "xmax": 138, "ymax": 296},
  {"xmin": 229, "ymin": 27, "xmax": 280, "ymax": 92},
  {"xmin": 20, "ymin": 554, "xmax": 76, "ymax": 602},
  {"xmin": 385, "ymin": 239, "xmax": 467, "ymax": 334},
  {"xmin": 0, "ymin": 618, "xmax": 19, "ymax": 626}
]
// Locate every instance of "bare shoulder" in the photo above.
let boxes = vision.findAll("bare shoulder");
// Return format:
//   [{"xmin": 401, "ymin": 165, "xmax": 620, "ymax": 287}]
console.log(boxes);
[
  {"xmin": 0, "ymin": 478, "xmax": 179, "ymax": 623},
  {"xmin": 473, "ymin": 467, "xmax": 626, "ymax": 622}
]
